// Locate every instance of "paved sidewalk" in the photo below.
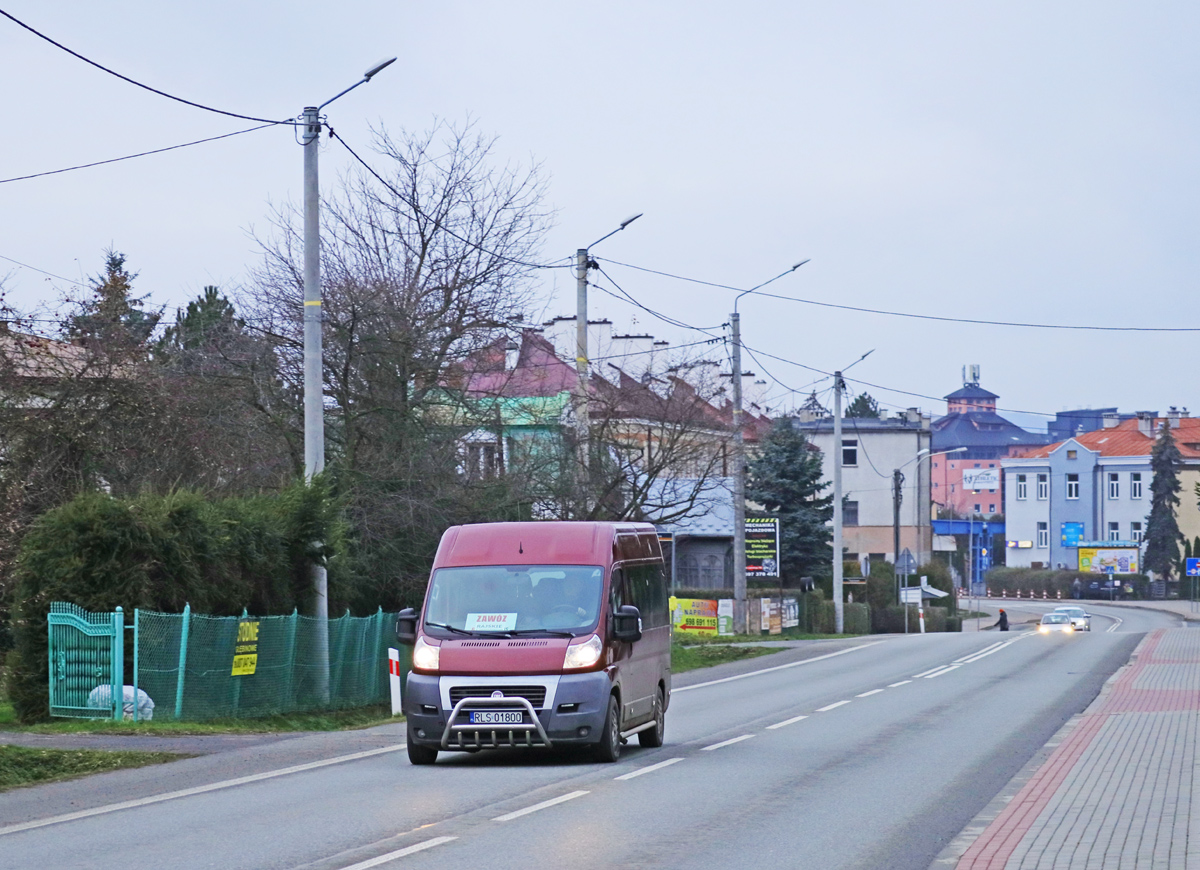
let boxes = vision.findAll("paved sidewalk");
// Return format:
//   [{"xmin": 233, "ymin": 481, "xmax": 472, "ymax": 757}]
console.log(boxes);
[{"xmin": 949, "ymin": 627, "xmax": 1200, "ymax": 869}]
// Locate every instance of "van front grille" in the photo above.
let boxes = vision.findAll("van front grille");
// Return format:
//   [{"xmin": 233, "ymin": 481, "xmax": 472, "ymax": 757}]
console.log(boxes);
[{"xmin": 449, "ymin": 686, "xmax": 547, "ymax": 708}]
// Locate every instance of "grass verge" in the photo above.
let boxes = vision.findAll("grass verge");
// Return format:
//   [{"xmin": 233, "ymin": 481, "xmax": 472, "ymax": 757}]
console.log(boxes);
[
  {"xmin": 0, "ymin": 700, "xmax": 399, "ymax": 735},
  {"xmin": 0, "ymin": 745, "xmax": 181, "ymax": 792},
  {"xmin": 675, "ymin": 632, "xmax": 866, "ymax": 645},
  {"xmin": 671, "ymin": 642, "xmax": 781, "ymax": 673}
]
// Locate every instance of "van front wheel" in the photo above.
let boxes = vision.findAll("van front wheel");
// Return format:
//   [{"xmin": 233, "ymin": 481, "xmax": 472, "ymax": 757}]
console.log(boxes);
[{"xmin": 593, "ymin": 695, "xmax": 621, "ymax": 763}]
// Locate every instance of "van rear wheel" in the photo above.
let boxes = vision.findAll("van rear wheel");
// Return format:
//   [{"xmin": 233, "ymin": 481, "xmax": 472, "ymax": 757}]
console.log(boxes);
[
  {"xmin": 638, "ymin": 687, "xmax": 665, "ymax": 748},
  {"xmin": 593, "ymin": 695, "xmax": 621, "ymax": 763}
]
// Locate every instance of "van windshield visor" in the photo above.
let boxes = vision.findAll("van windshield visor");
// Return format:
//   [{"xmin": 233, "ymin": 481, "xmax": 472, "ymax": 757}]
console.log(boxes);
[{"xmin": 424, "ymin": 565, "xmax": 605, "ymax": 635}]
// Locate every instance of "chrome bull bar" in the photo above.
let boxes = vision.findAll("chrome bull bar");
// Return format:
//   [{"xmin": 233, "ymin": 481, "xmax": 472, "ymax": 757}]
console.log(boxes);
[{"xmin": 440, "ymin": 696, "xmax": 553, "ymax": 750}]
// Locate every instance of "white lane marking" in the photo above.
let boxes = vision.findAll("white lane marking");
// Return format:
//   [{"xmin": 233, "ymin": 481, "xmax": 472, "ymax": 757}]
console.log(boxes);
[
  {"xmin": 674, "ymin": 642, "xmax": 883, "ymax": 693},
  {"xmin": 954, "ymin": 641, "xmax": 1003, "ymax": 662},
  {"xmin": 767, "ymin": 714, "xmax": 809, "ymax": 730},
  {"xmin": 0, "ymin": 744, "xmax": 407, "ymax": 838},
  {"xmin": 492, "ymin": 790, "xmax": 589, "ymax": 821},
  {"xmin": 959, "ymin": 636, "xmax": 1028, "ymax": 663},
  {"xmin": 816, "ymin": 700, "xmax": 851, "ymax": 712},
  {"xmin": 925, "ymin": 665, "xmax": 960, "ymax": 679},
  {"xmin": 856, "ymin": 689, "xmax": 884, "ymax": 698},
  {"xmin": 614, "ymin": 758, "xmax": 684, "ymax": 780},
  {"xmin": 1107, "ymin": 617, "xmax": 1123, "ymax": 633},
  {"xmin": 912, "ymin": 666, "xmax": 947, "ymax": 678},
  {"xmin": 888, "ymin": 680, "xmax": 913, "ymax": 687},
  {"xmin": 335, "ymin": 837, "xmax": 458, "ymax": 869},
  {"xmin": 701, "ymin": 734, "xmax": 755, "ymax": 751}
]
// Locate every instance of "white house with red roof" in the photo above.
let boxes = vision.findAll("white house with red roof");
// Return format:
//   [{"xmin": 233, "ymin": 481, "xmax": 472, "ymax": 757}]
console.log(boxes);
[{"xmin": 1002, "ymin": 410, "xmax": 1200, "ymax": 570}]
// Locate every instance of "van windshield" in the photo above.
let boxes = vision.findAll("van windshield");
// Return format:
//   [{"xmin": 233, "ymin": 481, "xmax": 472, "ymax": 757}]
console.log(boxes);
[{"xmin": 424, "ymin": 565, "xmax": 604, "ymax": 635}]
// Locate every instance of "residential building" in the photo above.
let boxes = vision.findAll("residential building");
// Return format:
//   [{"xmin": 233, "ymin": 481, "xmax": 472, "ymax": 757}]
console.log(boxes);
[
  {"xmin": 930, "ymin": 366, "xmax": 1053, "ymax": 517},
  {"xmin": 1002, "ymin": 410, "xmax": 1200, "ymax": 570},
  {"xmin": 793, "ymin": 408, "xmax": 932, "ymax": 565}
]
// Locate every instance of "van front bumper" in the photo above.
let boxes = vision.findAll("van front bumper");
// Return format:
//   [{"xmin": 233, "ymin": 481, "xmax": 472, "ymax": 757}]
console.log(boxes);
[{"xmin": 404, "ymin": 671, "xmax": 613, "ymax": 750}]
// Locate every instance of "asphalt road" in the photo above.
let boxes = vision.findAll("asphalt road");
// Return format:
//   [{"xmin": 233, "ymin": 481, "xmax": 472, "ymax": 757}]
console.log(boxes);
[{"xmin": 0, "ymin": 604, "xmax": 1183, "ymax": 870}]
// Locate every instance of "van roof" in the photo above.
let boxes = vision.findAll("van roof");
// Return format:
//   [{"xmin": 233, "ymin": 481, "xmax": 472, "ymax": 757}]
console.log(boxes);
[{"xmin": 434, "ymin": 521, "xmax": 659, "ymax": 568}]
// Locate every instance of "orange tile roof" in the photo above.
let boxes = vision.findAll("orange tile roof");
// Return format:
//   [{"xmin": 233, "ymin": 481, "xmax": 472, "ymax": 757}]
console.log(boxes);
[{"xmin": 1015, "ymin": 417, "xmax": 1200, "ymax": 459}]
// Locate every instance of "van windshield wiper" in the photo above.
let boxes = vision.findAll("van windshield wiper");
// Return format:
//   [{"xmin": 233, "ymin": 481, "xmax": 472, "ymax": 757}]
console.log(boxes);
[
  {"xmin": 424, "ymin": 622, "xmax": 483, "ymax": 637},
  {"xmin": 503, "ymin": 628, "xmax": 576, "ymax": 638}
]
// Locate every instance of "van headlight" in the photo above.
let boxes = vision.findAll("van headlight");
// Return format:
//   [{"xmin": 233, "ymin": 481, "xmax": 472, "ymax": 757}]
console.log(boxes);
[
  {"xmin": 563, "ymin": 635, "xmax": 603, "ymax": 670},
  {"xmin": 412, "ymin": 636, "xmax": 440, "ymax": 672}
]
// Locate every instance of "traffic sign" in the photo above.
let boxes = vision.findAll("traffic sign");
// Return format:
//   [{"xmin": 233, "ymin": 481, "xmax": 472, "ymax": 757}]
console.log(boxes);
[
  {"xmin": 1187, "ymin": 558, "xmax": 1200, "ymax": 577},
  {"xmin": 896, "ymin": 548, "xmax": 917, "ymax": 574}
]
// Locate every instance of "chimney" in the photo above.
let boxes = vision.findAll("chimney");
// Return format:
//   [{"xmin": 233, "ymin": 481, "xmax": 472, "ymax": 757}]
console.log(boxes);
[
  {"xmin": 1102, "ymin": 413, "xmax": 1120, "ymax": 429},
  {"xmin": 1136, "ymin": 411, "xmax": 1156, "ymax": 436},
  {"xmin": 906, "ymin": 407, "xmax": 921, "ymax": 425},
  {"xmin": 1168, "ymin": 406, "xmax": 1182, "ymax": 429},
  {"xmin": 504, "ymin": 339, "xmax": 520, "ymax": 371}
]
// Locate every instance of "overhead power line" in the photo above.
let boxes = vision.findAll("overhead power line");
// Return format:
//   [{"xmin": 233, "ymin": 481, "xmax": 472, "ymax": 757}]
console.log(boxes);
[
  {"xmin": 0, "ymin": 123, "xmax": 279, "ymax": 185},
  {"xmin": 601, "ymin": 257, "xmax": 1200, "ymax": 334},
  {"xmin": 0, "ymin": 8, "xmax": 293, "ymax": 125}
]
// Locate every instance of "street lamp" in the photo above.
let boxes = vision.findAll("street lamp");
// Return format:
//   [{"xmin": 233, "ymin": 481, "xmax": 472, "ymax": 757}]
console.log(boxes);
[
  {"xmin": 574, "ymin": 214, "xmax": 642, "ymax": 512},
  {"xmin": 729, "ymin": 260, "xmax": 808, "ymax": 633},
  {"xmin": 301, "ymin": 57, "xmax": 396, "ymax": 704},
  {"xmin": 892, "ymin": 447, "xmax": 966, "ymax": 606}
]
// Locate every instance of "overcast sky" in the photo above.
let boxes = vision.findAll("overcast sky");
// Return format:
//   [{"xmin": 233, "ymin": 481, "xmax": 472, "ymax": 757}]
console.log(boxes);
[{"xmin": 3, "ymin": 2, "xmax": 1198, "ymax": 430}]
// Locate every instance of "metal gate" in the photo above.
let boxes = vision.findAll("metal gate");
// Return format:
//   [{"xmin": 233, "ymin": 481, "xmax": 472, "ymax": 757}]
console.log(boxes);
[{"xmin": 47, "ymin": 602, "xmax": 125, "ymax": 720}]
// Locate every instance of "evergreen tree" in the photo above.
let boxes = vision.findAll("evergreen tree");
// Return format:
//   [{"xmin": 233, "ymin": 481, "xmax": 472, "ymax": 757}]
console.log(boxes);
[
  {"xmin": 67, "ymin": 250, "xmax": 161, "ymax": 357},
  {"xmin": 845, "ymin": 392, "xmax": 880, "ymax": 418},
  {"xmin": 159, "ymin": 285, "xmax": 243, "ymax": 353},
  {"xmin": 746, "ymin": 418, "xmax": 833, "ymax": 580},
  {"xmin": 1144, "ymin": 421, "xmax": 1183, "ymax": 581}
]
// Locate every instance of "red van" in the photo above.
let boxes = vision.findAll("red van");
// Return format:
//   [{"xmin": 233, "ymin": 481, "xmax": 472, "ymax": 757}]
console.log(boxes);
[{"xmin": 396, "ymin": 521, "xmax": 671, "ymax": 765}]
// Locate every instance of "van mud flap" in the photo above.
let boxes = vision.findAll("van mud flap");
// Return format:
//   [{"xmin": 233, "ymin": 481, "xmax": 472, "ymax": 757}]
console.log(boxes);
[{"xmin": 440, "ymin": 696, "xmax": 553, "ymax": 750}]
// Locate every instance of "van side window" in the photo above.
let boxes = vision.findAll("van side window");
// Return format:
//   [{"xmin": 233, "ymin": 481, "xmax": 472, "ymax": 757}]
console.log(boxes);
[
  {"xmin": 609, "ymin": 567, "xmax": 627, "ymax": 618},
  {"xmin": 625, "ymin": 562, "xmax": 668, "ymax": 628}
]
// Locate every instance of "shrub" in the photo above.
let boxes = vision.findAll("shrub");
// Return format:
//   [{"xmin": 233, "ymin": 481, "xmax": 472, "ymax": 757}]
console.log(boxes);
[
  {"xmin": 10, "ymin": 481, "xmax": 345, "ymax": 722},
  {"xmin": 986, "ymin": 567, "xmax": 1150, "ymax": 600}
]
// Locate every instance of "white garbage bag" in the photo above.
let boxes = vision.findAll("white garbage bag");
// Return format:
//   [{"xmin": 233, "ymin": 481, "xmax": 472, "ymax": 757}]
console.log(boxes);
[{"xmin": 86, "ymin": 685, "xmax": 156, "ymax": 721}]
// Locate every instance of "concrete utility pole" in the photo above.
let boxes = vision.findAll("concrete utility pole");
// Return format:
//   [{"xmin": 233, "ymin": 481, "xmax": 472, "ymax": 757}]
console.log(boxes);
[
  {"xmin": 575, "ymin": 247, "xmax": 591, "ymax": 503},
  {"xmin": 832, "ymin": 371, "xmax": 845, "ymax": 634},
  {"xmin": 301, "ymin": 58, "xmax": 395, "ymax": 705},
  {"xmin": 892, "ymin": 467, "xmax": 903, "ymax": 606},
  {"xmin": 731, "ymin": 310, "xmax": 747, "ymax": 632}
]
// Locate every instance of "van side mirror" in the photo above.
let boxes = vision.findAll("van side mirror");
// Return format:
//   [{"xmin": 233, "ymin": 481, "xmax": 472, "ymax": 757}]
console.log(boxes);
[
  {"xmin": 396, "ymin": 608, "xmax": 418, "ymax": 645},
  {"xmin": 612, "ymin": 605, "xmax": 642, "ymax": 643}
]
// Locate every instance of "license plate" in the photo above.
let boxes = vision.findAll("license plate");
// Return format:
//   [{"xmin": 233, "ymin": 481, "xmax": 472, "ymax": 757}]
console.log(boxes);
[{"xmin": 469, "ymin": 710, "xmax": 523, "ymax": 725}]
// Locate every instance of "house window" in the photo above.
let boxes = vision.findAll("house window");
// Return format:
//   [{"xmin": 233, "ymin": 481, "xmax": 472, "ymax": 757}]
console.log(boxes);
[
  {"xmin": 1107, "ymin": 522, "xmax": 1120, "ymax": 541},
  {"xmin": 1108, "ymin": 473, "xmax": 1119, "ymax": 500},
  {"xmin": 843, "ymin": 500, "xmax": 859, "ymax": 526},
  {"xmin": 1066, "ymin": 473, "xmax": 1079, "ymax": 499},
  {"xmin": 1131, "ymin": 521, "xmax": 1144, "ymax": 542},
  {"xmin": 989, "ymin": 504, "xmax": 996, "ymax": 513},
  {"xmin": 974, "ymin": 504, "xmax": 981, "ymax": 514},
  {"xmin": 1016, "ymin": 474, "xmax": 1028, "ymax": 500},
  {"xmin": 1036, "ymin": 522, "xmax": 1049, "ymax": 548},
  {"xmin": 1037, "ymin": 473, "xmax": 1049, "ymax": 500},
  {"xmin": 1067, "ymin": 450, "xmax": 1077, "ymax": 459},
  {"xmin": 1131, "ymin": 473, "xmax": 1143, "ymax": 499},
  {"xmin": 465, "ymin": 443, "xmax": 499, "ymax": 479},
  {"xmin": 842, "ymin": 439, "xmax": 858, "ymax": 467}
]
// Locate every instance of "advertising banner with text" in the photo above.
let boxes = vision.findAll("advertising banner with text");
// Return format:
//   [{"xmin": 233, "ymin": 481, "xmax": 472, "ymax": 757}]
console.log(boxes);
[
  {"xmin": 670, "ymin": 597, "xmax": 718, "ymax": 635},
  {"xmin": 746, "ymin": 517, "xmax": 780, "ymax": 577}
]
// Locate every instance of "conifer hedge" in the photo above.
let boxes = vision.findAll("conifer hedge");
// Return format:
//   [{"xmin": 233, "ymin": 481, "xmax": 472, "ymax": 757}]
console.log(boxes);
[{"xmin": 8, "ymin": 481, "xmax": 344, "ymax": 722}]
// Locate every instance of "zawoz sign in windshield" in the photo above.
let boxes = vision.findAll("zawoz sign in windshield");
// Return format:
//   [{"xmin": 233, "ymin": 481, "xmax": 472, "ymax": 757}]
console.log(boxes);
[{"xmin": 746, "ymin": 517, "xmax": 780, "ymax": 578}]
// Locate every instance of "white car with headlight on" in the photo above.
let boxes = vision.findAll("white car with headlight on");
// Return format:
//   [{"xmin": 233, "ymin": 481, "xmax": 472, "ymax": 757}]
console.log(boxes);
[
  {"xmin": 1038, "ymin": 612, "xmax": 1075, "ymax": 634},
  {"xmin": 1053, "ymin": 605, "xmax": 1091, "ymax": 631}
]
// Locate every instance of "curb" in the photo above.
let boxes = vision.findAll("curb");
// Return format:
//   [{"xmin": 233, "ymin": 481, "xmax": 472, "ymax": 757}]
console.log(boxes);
[{"xmin": 927, "ymin": 630, "xmax": 1153, "ymax": 869}]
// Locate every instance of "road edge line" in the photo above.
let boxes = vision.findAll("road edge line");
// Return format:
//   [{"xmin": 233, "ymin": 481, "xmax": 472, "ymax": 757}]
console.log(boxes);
[{"xmin": 674, "ymin": 642, "xmax": 882, "ymax": 693}]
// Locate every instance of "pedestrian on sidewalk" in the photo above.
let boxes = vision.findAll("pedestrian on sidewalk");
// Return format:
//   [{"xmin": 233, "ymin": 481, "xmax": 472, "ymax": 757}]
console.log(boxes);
[{"xmin": 993, "ymin": 609, "xmax": 1009, "ymax": 631}]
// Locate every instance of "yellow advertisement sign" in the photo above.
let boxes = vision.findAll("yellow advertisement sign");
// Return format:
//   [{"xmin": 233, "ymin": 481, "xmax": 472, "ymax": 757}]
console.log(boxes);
[
  {"xmin": 670, "ymin": 597, "xmax": 718, "ymax": 635},
  {"xmin": 1078, "ymin": 548, "xmax": 1139, "ymax": 575},
  {"xmin": 231, "ymin": 619, "xmax": 260, "ymax": 676}
]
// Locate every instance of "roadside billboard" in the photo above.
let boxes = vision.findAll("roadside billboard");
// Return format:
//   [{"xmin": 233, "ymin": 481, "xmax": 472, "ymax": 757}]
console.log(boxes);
[
  {"xmin": 1078, "ymin": 547, "xmax": 1139, "ymax": 575},
  {"xmin": 961, "ymin": 468, "xmax": 1000, "ymax": 491},
  {"xmin": 746, "ymin": 517, "xmax": 780, "ymax": 577},
  {"xmin": 670, "ymin": 597, "xmax": 718, "ymax": 635}
]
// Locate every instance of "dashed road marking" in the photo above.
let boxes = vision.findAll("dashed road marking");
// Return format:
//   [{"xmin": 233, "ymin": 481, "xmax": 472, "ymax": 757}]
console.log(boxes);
[
  {"xmin": 614, "ymin": 758, "xmax": 683, "ymax": 780},
  {"xmin": 816, "ymin": 700, "xmax": 851, "ymax": 712},
  {"xmin": 766, "ymin": 714, "xmax": 809, "ymax": 730},
  {"xmin": 924, "ymin": 665, "xmax": 960, "ymax": 679},
  {"xmin": 856, "ymin": 689, "xmax": 884, "ymax": 698},
  {"xmin": 888, "ymin": 680, "xmax": 913, "ymax": 687},
  {"xmin": 701, "ymin": 734, "xmax": 755, "ymax": 751},
  {"xmin": 334, "ymin": 837, "xmax": 458, "ymax": 869},
  {"xmin": 912, "ymin": 666, "xmax": 947, "ymax": 678},
  {"xmin": 493, "ymin": 791, "xmax": 589, "ymax": 821}
]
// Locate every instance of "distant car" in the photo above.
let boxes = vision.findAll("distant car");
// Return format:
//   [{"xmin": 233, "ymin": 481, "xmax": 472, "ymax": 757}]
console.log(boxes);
[
  {"xmin": 1039, "ymin": 613, "xmax": 1076, "ymax": 634},
  {"xmin": 1053, "ymin": 606, "xmax": 1092, "ymax": 631}
]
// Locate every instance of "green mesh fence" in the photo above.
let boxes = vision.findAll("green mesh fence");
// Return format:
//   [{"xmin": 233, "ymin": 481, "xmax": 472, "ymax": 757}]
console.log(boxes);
[{"xmin": 54, "ymin": 604, "xmax": 400, "ymax": 720}]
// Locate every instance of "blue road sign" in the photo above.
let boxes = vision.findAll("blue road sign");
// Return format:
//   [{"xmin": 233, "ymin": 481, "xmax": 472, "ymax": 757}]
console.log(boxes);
[{"xmin": 1187, "ymin": 558, "xmax": 1200, "ymax": 577}]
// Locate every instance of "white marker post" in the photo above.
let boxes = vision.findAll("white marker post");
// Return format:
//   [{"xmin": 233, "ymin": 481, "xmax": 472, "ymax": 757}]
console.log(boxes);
[
  {"xmin": 388, "ymin": 648, "xmax": 403, "ymax": 716},
  {"xmin": 918, "ymin": 575, "xmax": 927, "ymax": 634}
]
